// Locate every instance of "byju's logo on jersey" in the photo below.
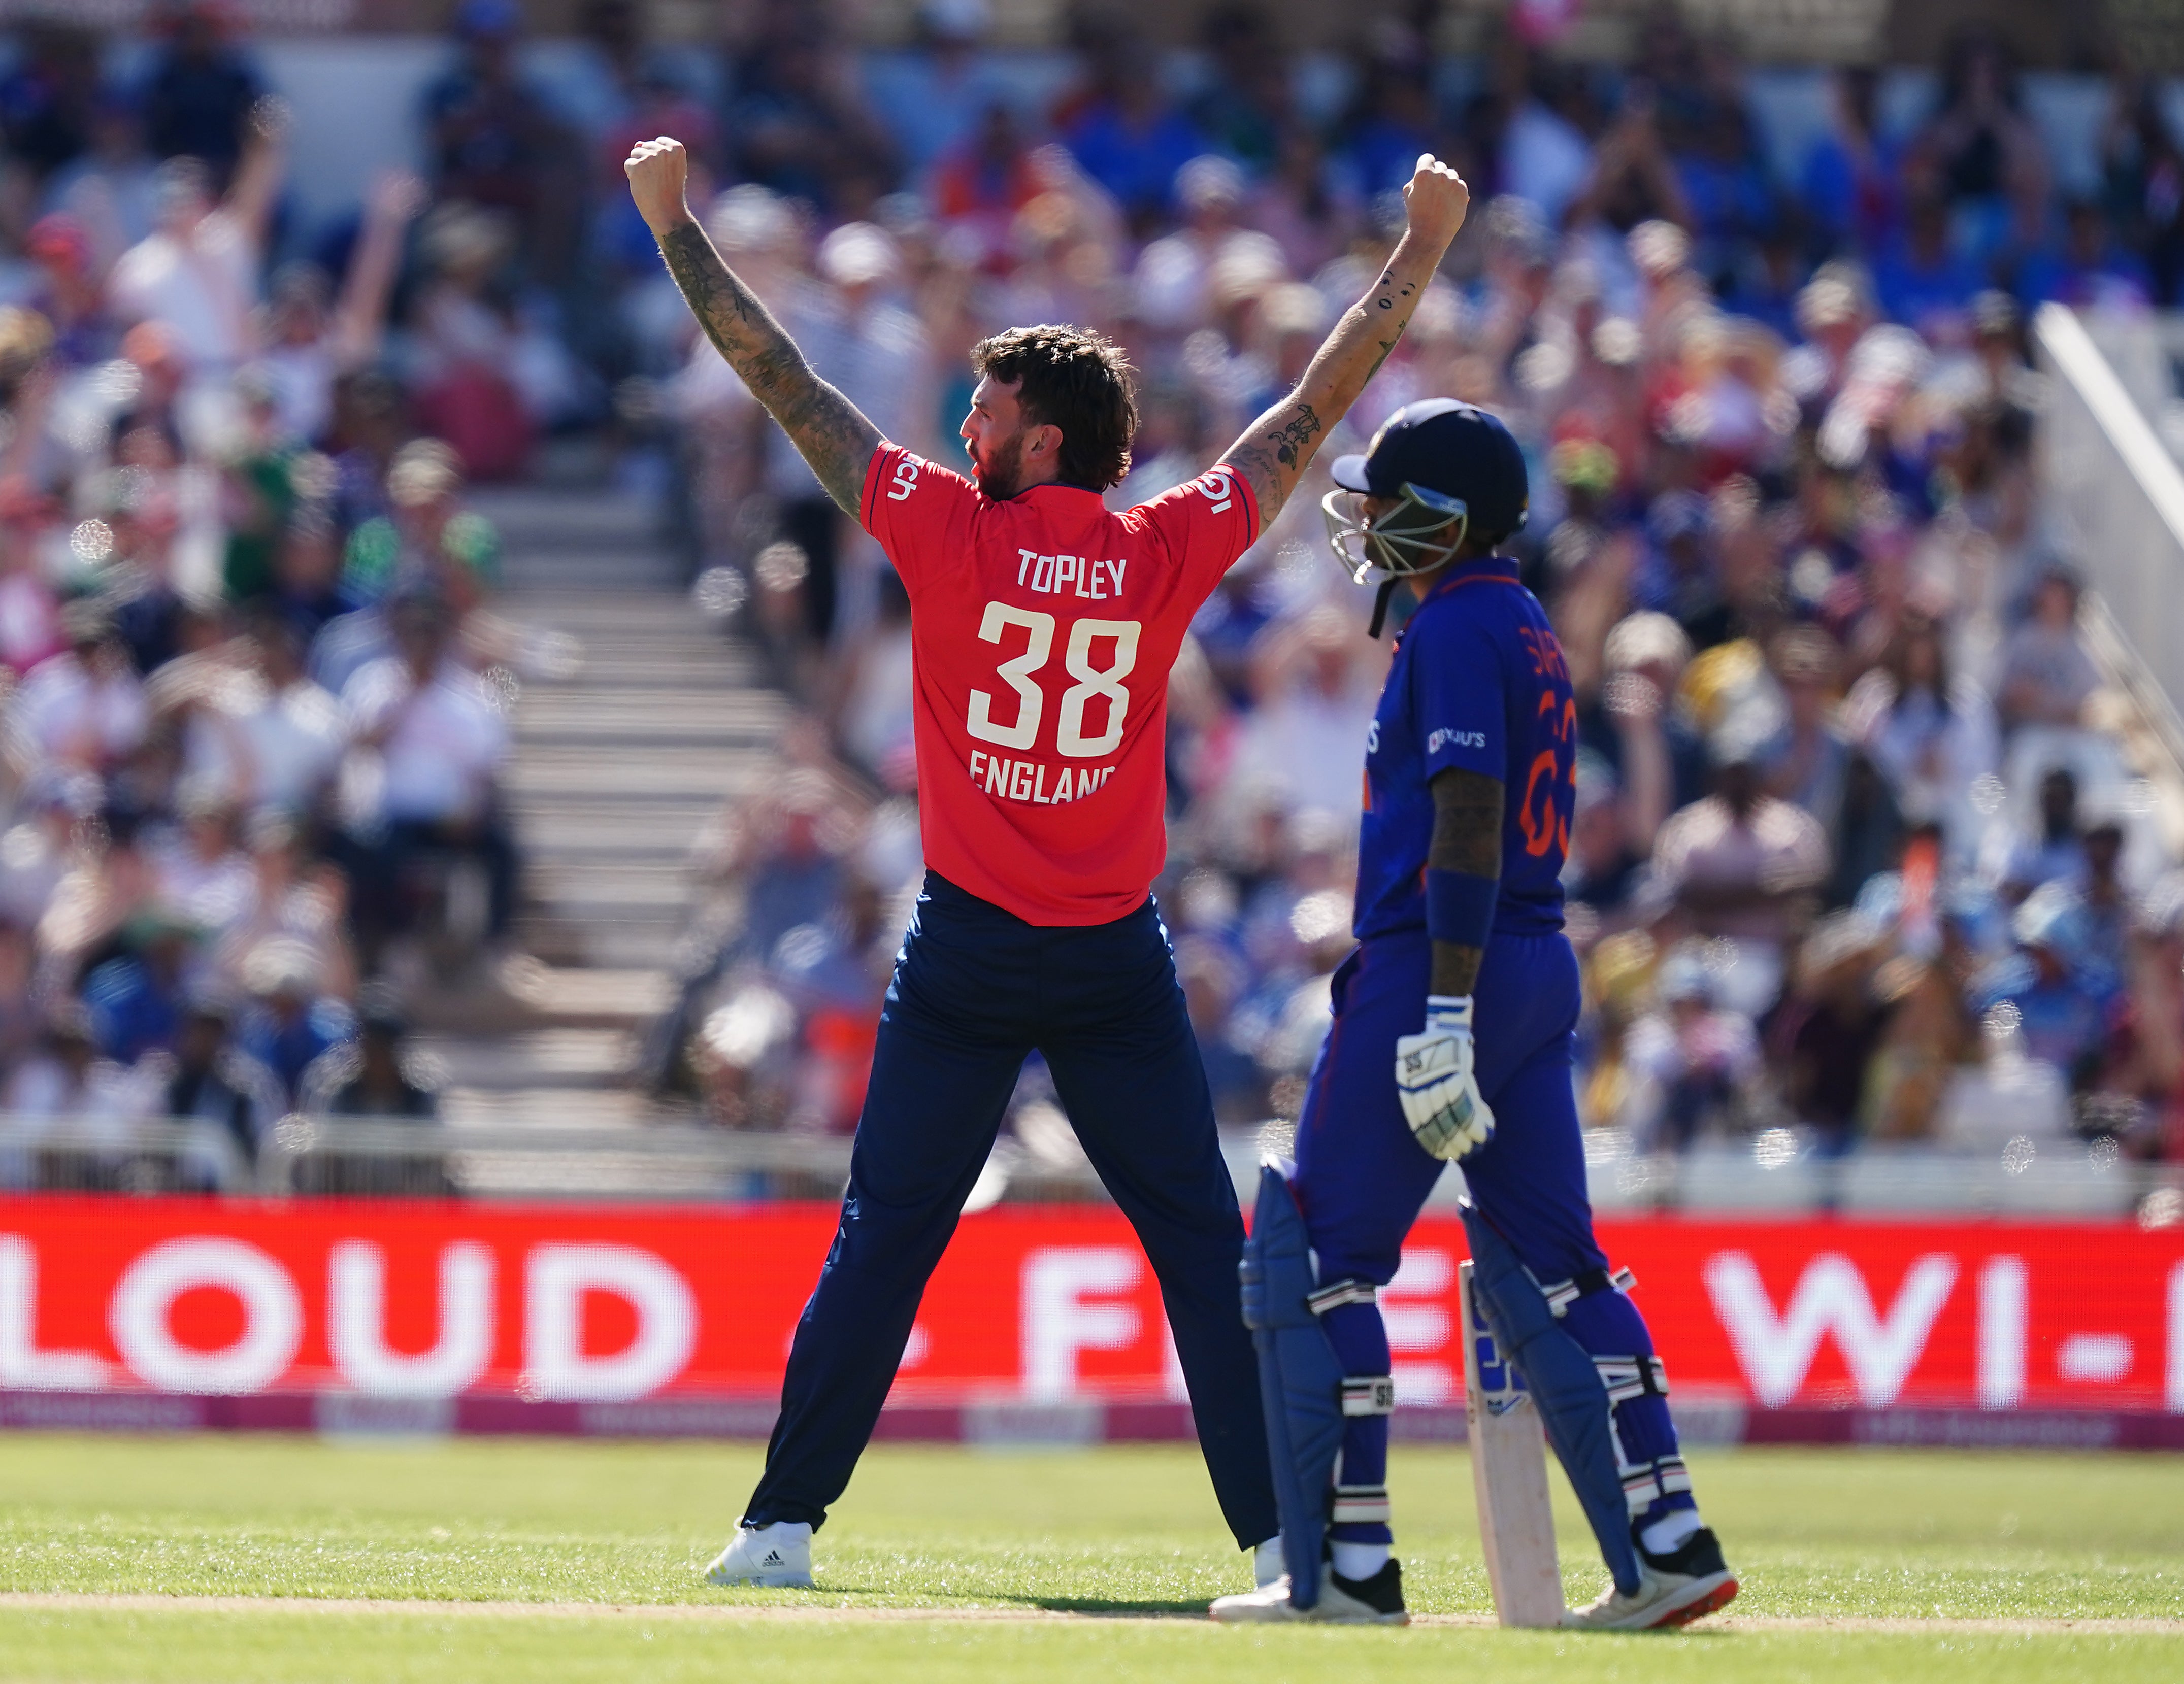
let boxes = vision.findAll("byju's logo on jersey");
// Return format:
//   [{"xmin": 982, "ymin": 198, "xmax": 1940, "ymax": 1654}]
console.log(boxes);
[{"xmin": 1429, "ymin": 727, "xmax": 1486, "ymax": 753}]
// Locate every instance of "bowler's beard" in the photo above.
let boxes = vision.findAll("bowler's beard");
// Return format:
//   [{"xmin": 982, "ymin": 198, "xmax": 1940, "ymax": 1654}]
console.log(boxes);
[{"xmin": 972, "ymin": 428, "xmax": 1029, "ymax": 500}]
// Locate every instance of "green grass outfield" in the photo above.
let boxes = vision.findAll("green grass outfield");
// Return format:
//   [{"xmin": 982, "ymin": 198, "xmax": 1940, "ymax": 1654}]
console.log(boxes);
[{"xmin": 0, "ymin": 1433, "xmax": 2178, "ymax": 1681}]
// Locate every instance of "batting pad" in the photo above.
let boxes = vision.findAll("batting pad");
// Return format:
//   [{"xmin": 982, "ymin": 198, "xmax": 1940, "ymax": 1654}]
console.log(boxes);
[
  {"xmin": 1239, "ymin": 1164, "xmax": 1347, "ymax": 1608},
  {"xmin": 1459, "ymin": 1200, "xmax": 1646, "ymax": 1595}
]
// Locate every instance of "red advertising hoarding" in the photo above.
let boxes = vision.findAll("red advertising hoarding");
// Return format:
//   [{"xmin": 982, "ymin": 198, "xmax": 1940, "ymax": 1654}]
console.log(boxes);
[{"xmin": 0, "ymin": 1199, "xmax": 2178, "ymax": 1438}]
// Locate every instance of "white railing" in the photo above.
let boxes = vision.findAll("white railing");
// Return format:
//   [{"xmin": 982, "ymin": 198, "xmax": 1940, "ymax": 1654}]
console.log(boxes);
[
  {"xmin": 2031, "ymin": 304, "xmax": 2184, "ymax": 778},
  {"xmin": 1231, "ymin": 1125, "xmax": 2165, "ymax": 1218},
  {"xmin": 259, "ymin": 1116, "xmax": 856, "ymax": 1200},
  {"xmin": 1570, "ymin": 1129, "xmax": 2161, "ymax": 1219},
  {"xmin": 0, "ymin": 1113, "xmax": 859, "ymax": 1202},
  {"xmin": 0, "ymin": 1115, "xmax": 251, "ymax": 1194},
  {"xmin": 0, "ymin": 1113, "xmax": 2170, "ymax": 1215}
]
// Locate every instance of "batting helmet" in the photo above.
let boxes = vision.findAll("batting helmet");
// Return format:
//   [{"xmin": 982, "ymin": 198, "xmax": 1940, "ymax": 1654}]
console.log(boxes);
[{"xmin": 1321, "ymin": 398, "xmax": 1530, "ymax": 585}]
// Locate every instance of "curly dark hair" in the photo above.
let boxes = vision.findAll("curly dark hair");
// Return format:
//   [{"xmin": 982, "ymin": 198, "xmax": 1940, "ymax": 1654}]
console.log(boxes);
[{"xmin": 970, "ymin": 324, "xmax": 1138, "ymax": 492}]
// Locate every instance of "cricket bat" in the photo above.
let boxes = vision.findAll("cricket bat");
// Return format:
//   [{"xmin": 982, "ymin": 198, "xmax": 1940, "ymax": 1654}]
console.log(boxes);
[{"xmin": 1460, "ymin": 1259, "xmax": 1568, "ymax": 1628}]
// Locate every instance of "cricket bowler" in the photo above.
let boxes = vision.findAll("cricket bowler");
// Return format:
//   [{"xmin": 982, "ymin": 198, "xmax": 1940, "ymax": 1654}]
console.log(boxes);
[
  {"xmin": 1209, "ymin": 401, "xmax": 1740, "ymax": 1628},
  {"xmin": 623, "ymin": 135, "xmax": 1475, "ymax": 1592}
]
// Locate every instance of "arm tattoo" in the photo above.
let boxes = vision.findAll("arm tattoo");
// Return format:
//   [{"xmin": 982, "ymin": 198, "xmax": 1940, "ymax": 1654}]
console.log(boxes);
[
  {"xmin": 1270, "ymin": 403, "xmax": 1321, "ymax": 467},
  {"xmin": 658, "ymin": 222, "xmax": 880, "ymax": 518},
  {"xmin": 1428, "ymin": 767, "xmax": 1503, "ymax": 998},
  {"xmin": 1217, "ymin": 232, "xmax": 1442, "ymax": 527},
  {"xmin": 1363, "ymin": 326, "xmax": 1406, "ymax": 385}
]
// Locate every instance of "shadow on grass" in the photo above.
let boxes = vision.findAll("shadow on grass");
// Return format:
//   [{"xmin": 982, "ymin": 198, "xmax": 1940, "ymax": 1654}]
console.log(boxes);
[
  {"xmin": 776, "ymin": 1582, "xmax": 1208, "ymax": 1617},
  {"xmin": 1016, "ymin": 1596, "xmax": 1210, "ymax": 1619}
]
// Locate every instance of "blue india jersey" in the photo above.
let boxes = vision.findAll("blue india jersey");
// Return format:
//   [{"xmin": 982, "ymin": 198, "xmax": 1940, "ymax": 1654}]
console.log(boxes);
[{"xmin": 1353, "ymin": 557, "xmax": 1576, "ymax": 941}]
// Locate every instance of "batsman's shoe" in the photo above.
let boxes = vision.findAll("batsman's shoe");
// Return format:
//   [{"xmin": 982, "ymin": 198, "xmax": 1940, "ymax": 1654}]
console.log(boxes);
[
  {"xmin": 704, "ymin": 1521, "xmax": 814, "ymax": 1589},
  {"xmin": 1566, "ymin": 1527, "xmax": 1737, "ymax": 1630},
  {"xmin": 1209, "ymin": 1559, "xmax": 1409, "ymax": 1625}
]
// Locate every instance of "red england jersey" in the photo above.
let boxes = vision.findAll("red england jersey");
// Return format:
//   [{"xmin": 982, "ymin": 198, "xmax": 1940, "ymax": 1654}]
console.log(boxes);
[{"xmin": 860, "ymin": 443, "xmax": 1259, "ymax": 925}]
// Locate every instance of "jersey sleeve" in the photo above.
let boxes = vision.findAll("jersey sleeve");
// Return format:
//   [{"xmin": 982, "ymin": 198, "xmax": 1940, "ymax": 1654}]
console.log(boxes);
[
  {"xmin": 860, "ymin": 442, "xmax": 978, "ymax": 594},
  {"xmin": 1132, "ymin": 464, "xmax": 1261, "ymax": 608},
  {"xmin": 1415, "ymin": 615, "xmax": 1507, "ymax": 784}
]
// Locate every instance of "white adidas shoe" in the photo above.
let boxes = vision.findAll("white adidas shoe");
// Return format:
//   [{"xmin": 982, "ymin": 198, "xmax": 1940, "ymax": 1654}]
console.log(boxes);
[
  {"xmin": 1209, "ymin": 1559, "xmax": 1408, "ymax": 1625},
  {"xmin": 704, "ymin": 1520, "xmax": 815, "ymax": 1589},
  {"xmin": 1565, "ymin": 1527, "xmax": 1737, "ymax": 1630}
]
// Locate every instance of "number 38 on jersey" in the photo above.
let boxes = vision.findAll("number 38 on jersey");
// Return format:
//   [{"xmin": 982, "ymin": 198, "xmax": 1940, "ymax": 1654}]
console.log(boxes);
[{"xmin": 965, "ymin": 601, "xmax": 1140, "ymax": 759}]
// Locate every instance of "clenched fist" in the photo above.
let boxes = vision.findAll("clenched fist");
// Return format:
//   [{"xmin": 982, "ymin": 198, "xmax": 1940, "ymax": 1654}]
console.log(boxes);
[
  {"xmin": 1402, "ymin": 153, "xmax": 1471, "ymax": 252},
  {"xmin": 625, "ymin": 135, "xmax": 694, "ymax": 238}
]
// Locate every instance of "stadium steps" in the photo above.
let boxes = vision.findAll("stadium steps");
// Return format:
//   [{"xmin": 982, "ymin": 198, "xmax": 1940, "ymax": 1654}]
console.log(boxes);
[
  {"xmin": 416, "ymin": 482, "xmax": 745, "ymax": 1130},
  {"xmin": 416, "ymin": 1028, "xmax": 642, "ymax": 1093}
]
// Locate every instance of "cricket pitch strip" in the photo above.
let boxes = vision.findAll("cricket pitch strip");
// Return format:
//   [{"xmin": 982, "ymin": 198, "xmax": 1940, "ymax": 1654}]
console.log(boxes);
[{"xmin": 2, "ymin": 1594, "xmax": 2179, "ymax": 1634}]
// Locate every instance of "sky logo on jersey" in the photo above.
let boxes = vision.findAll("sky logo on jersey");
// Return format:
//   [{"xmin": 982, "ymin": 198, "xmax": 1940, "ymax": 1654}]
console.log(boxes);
[
  {"xmin": 1429, "ymin": 727, "xmax": 1486, "ymax": 753},
  {"xmin": 969, "ymin": 749, "xmax": 1115, "ymax": 807}
]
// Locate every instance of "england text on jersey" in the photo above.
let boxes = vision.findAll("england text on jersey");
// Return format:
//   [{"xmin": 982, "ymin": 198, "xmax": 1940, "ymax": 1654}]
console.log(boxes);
[{"xmin": 968, "ymin": 751, "xmax": 1117, "ymax": 806}]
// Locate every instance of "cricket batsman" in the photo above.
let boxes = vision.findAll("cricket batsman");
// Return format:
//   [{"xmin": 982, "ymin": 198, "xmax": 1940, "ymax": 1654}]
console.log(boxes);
[
  {"xmin": 623, "ymin": 136, "xmax": 1475, "ymax": 1591},
  {"xmin": 1209, "ymin": 401, "xmax": 1740, "ymax": 1627}
]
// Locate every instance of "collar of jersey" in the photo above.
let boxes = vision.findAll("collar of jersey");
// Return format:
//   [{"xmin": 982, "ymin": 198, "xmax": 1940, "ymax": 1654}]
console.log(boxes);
[
  {"xmin": 1416, "ymin": 555, "xmax": 1522, "ymax": 604},
  {"xmin": 998, "ymin": 479, "xmax": 1106, "ymax": 506}
]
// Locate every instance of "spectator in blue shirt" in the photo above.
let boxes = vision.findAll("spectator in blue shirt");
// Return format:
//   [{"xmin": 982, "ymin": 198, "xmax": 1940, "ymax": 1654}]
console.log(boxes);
[
  {"xmin": 141, "ymin": 2, "xmax": 265, "ymax": 182},
  {"xmin": 82, "ymin": 917, "xmax": 195, "ymax": 1064},
  {"xmin": 1665, "ymin": 71, "xmax": 1773, "ymax": 264},
  {"xmin": 861, "ymin": 0, "xmax": 1011, "ymax": 177},
  {"xmin": 1058, "ymin": 33, "xmax": 1207, "ymax": 229},
  {"xmin": 2100, "ymin": 73, "xmax": 2184, "ymax": 305},
  {"xmin": 1800, "ymin": 66, "xmax": 1899, "ymax": 256},
  {"xmin": 1913, "ymin": 24, "xmax": 2050, "ymax": 261},
  {"xmin": 422, "ymin": 0, "xmax": 590, "ymax": 282},
  {"xmin": 237, "ymin": 940, "xmax": 355, "ymax": 1109},
  {"xmin": 1188, "ymin": 4, "xmax": 1294, "ymax": 175},
  {"xmin": 1720, "ymin": 224, "xmax": 1806, "ymax": 340},
  {"xmin": 2014, "ymin": 199, "xmax": 2156, "ymax": 310},
  {"xmin": 0, "ymin": 21, "xmax": 98, "ymax": 180},
  {"xmin": 1873, "ymin": 187, "xmax": 1988, "ymax": 338},
  {"xmin": 1339, "ymin": 56, "xmax": 1442, "ymax": 204},
  {"xmin": 1990, "ymin": 887, "xmax": 2115, "ymax": 1091}
]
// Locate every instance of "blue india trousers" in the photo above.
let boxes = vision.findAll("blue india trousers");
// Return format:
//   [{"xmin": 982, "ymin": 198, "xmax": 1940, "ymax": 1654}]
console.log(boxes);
[{"xmin": 1292, "ymin": 926, "xmax": 1692, "ymax": 1548}]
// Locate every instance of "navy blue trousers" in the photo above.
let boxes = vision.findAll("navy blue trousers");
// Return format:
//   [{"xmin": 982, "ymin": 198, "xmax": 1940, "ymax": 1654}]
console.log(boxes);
[
  {"xmin": 744, "ymin": 872, "xmax": 1279, "ymax": 1549},
  {"xmin": 1293, "ymin": 927, "xmax": 1691, "ymax": 1548}
]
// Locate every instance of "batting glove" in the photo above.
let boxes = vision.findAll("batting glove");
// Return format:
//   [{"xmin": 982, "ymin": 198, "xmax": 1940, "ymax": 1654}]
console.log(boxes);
[{"xmin": 1395, "ymin": 995, "xmax": 1496, "ymax": 1160}]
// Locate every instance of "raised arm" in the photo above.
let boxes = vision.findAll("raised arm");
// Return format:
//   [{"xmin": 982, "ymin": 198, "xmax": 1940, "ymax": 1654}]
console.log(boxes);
[
  {"xmin": 225, "ymin": 97, "xmax": 291, "ymax": 250},
  {"xmin": 625, "ymin": 136, "xmax": 880, "ymax": 516},
  {"xmin": 1219, "ymin": 155, "xmax": 1471, "ymax": 527},
  {"xmin": 328, "ymin": 170, "xmax": 426, "ymax": 371}
]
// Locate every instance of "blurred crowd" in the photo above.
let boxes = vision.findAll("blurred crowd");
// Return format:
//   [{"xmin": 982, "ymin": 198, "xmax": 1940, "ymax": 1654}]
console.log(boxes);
[
  {"xmin": 655, "ymin": 4, "xmax": 2184, "ymax": 1172},
  {"xmin": 4, "ymin": 2, "xmax": 2184, "ymax": 1182},
  {"xmin": 0, "ymin": 4, "xmax": 589, "ymax": 1183}
]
